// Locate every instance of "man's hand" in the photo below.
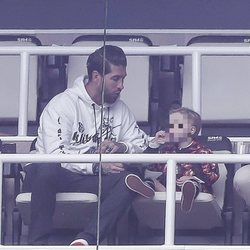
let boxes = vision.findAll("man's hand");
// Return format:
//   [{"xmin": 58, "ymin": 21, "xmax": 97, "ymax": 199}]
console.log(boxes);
[
  {"xmin": 99, "ymin": 140, "xmax": 127, "ymax": 153},
  {"xmin": 101, "ymin": 163, "xmax": 125, "ymax": 174}
]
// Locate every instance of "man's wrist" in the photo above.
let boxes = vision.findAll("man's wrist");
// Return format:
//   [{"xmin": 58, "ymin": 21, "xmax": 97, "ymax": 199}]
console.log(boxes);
[
  {"xmin": 92, "ymin": 163, "xmax": 109, "ymax": 175},
  {"xmin": 92, "ymin": 163, "xmax": 99, "ymax": 175},
  {"xmin": 92, "ymin": 163, "xmax": 103, "ymax": 175},
  {"xmin": 119, "ymin": 142, "xmax": 129, "ymax": 153}
]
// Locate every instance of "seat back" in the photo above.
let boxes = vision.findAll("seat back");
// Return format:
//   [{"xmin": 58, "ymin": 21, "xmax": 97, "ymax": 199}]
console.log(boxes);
[
  {"xmin": 67, "ymin": 35, "xmax": 153, "ymax": 123},
  {"xmin": 15, "ymin": 137, "xmax": 98, "ymax": 229},
  {"xmin": 182, "ymin": 35, "xmax": 250, "ymax": 123},
  {"xmin": 196, "ymin": 135, "xmax": 234, "ymax": 210},
  {"xmin": 0, "ymin": 35, "xmax": 41, "ymax": 122},
  {"xmin": 14, "ymin": 139, "xmax": 98, "ymax": 242},
  {"xmin": 16, "ymin": 192, "xmax": 98, "ymax": 229}
]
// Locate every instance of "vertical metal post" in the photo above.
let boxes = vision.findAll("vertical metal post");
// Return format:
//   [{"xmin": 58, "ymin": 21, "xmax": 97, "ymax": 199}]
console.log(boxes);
[
  {"xmin": 0, "ymin": 160, "xmax": 3, "ymax": 244},
  {"xmin": 18, "ymin": 52, "xmax": 30, "ymax": 136},
  {"xmin": 164, "ymin": 159, "xmax": 177, "ymax": 245},
  {"xmin": 192, "ymin": 52, "xmax": 201, "ymax": 115}
]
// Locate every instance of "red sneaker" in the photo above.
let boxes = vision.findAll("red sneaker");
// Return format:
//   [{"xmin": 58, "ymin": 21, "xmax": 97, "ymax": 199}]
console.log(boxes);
[
  {"xmin": 125, "ymin": 174, "xmax": 155, "ymax": 198},
  {"xmin": 181, "ymin": 180, "xmax": 197, "ymax": 213},
  {"xmin": 70, "ymin": 239, "xmax": 88, "ymax": 246}
]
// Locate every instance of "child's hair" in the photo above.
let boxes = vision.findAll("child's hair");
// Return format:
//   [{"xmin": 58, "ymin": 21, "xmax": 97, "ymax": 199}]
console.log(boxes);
[{"xmin": 169, "ymin": 107, "xmax": 201, "ymax": 136}]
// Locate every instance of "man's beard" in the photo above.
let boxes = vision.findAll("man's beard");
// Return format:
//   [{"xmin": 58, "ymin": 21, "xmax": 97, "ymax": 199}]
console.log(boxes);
[{"xmin": 104, "ymin": 93, "xmax": 120, "ymax": 104}]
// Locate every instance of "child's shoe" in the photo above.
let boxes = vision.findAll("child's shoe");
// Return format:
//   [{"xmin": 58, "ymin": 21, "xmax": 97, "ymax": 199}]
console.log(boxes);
[
  {"xmin": 125, "ymin": 174, "xmax": 155, "ymax": 198},
  {"xmin": 70, "ymin": 239, "xmax": 88, "ymax": 246},
  {"xmin": 181, "ymin": 180, "xmax": 197, "ymax": 213}
]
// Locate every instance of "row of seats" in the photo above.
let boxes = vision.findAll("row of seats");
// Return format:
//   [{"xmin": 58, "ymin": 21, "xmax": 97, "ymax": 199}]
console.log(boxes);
[
  {"xmin": 2, "ymin": 34, "xmax": 250, "ymax": 137},
  {"xmin": 0, "ymin": 48, "xmax": 162, "ymax": 244},
  {"xmin": 1, "ymin": 136, "xmax": 249, "ymax": 245},
  {"xmin": 1, "ymin": 34, "xmax": 250, "ymax": 244},
  {"xmin": 0, "ymin": 34, "xmax": 181, "ymax": 137}
]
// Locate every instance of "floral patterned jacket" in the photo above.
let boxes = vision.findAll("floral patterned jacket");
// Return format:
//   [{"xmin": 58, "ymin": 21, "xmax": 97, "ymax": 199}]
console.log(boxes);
[{"xmin": 146, "ymin": 139, "xmax": 219, "ymax": 193}]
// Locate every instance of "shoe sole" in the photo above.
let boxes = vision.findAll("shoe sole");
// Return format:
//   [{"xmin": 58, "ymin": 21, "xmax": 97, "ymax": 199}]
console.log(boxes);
[
  {"xmin": 125, "ymin": 174, "xmax": 155, "ymax": 198},
  {"xmin": 181, "ymin": 181, "xmax": 196, "ymax": 213}
]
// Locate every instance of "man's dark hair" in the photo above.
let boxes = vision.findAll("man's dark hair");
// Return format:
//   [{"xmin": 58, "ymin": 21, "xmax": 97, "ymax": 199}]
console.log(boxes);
[{"xmin": 87, "ymin": 45, "xmax": 127, "ymax": 80}]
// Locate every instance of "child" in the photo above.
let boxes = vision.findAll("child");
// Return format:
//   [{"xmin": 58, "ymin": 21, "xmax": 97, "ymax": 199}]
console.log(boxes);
[{"xmin": 125, "ymin": 107, "xmax": 219, "ymax": 213}]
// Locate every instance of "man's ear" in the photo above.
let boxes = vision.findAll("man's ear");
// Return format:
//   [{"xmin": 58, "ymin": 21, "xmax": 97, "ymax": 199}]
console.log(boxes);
[
  {"xmin": 92, "ymin": 70, "xmax": 102, "ymax": 82},
  {"xmin": 190, "ymin": 125, "xmax": 196, "ymax": 135}
]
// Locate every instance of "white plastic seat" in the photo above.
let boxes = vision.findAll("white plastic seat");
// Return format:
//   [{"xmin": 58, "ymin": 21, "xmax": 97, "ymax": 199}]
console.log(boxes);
[
  {"xmin": 12, "ymin": 139, "xmax": 101, "ymax": 244},
  {"xmin": 130, "ymin": 135, "xmax": 234, "ymax": 244},
  {"xmin": 233, "ymin": 163, "xmax": 250, "ymax": 244},
  {"xmin": 133, "ymin": 190, "xmax": 222, "ymax": 230},
  {"xmin": 182, "ymin": 35, "xmax": 250, "ymax": 123},
  {"xmin": 16, "ymin": 192, "xmax": 98, "ymax": 229},
  {"xmin": 0, "ymin": 35, "xmax": 41, "ymax": 122}
]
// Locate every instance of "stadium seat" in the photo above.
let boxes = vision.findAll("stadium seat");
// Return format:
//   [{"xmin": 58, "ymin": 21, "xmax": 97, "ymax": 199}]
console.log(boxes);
[
  {"xmin": 182, "ymin": 35, "xmax": 250, "ymax": 124},
  {"xmin": 66, "ymin": 35, "xmax": 157, "ymax": 134},
  {"xmin": 129, "ymin": 135, "xmax": 234, "ymax": 244},
  {"xmin": 0, "ymin": 35, "xmax": 42, "ymax": 123},
  {"xmin": 12, "ymin": 139, "xmax": 119, "ymax": 245},
  {"xmin": 0, "ymin": 140, "xmax": 20, "ymax": 244},
  {"xmin": 13, "ymin": 35, "xmax": 156, "ymax": 244},
  {"xmin": 233, "ymin": 163, "xmax": 250, "ymax": 244}
]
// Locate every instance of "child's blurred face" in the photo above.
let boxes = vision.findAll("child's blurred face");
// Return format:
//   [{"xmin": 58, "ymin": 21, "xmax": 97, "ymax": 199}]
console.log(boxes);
[{"xmin": 168, "ymin": 112, "xmax": 193, "ymax": 143}]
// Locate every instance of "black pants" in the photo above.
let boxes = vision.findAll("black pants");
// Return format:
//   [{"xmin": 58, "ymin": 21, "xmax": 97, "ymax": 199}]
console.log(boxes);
[{"xmin": 22, "ymin": 163, "xmax": 140, "ymax": 245}]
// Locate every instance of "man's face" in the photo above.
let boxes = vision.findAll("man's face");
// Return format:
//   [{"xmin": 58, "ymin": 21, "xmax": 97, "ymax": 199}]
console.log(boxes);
[
  {"xmin": 169, "ymin": 112, "xmax": 193, "ymax": 143},
  {"xmin": 103, "ymin": 64, "xmax": 127, "ymax": 104}
]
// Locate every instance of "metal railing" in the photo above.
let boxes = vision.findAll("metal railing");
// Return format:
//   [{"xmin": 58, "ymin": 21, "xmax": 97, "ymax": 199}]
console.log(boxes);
[
  {"xmin": 0, "ymin": 153, "xmax": 250, "ymax": 250},
  {"xmin": 1, "ymin": 45, "xmax": 250, "ymax": 249},
  {"xmin": 1, "ymin": 45, "xmax": 250, "ymax": 136},
  {"xmin": 1, "ymin": 45, "xmax": 250, "ymax": 150}
]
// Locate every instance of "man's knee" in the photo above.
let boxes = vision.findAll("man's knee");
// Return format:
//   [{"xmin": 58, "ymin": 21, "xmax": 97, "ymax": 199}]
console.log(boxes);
[
  {"xmin": 36, "ymin": 163, "xmax": 61, "ymax": 178},
  {"xmin": 125, "ymin": 163, "xmax": 144, "ymax": 178},
  {"xmin": 104, "ymin": 171, "xmax": 133, "ymax": 193},
  {"xmin": 23, "ymin": 163, "xmax": 61, "ymax": 191},
  {"xmin": 115, "ymin": 171, "xmax": 138, "ymax": 197}
]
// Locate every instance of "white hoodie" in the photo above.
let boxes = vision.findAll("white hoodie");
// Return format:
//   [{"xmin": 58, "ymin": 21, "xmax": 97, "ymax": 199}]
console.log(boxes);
[{"xmin": 36, "ymin": 76, "xmax": 149, "ymax": 174}]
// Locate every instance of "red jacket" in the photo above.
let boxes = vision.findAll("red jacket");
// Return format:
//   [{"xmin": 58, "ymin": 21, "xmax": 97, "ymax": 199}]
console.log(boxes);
[{"xmin": 147, "ymin": 140, "xmax": 219, "ymax": 193}]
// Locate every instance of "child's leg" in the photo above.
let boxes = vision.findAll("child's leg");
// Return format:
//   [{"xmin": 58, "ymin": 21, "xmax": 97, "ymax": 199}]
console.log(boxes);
[
  {"xmin": 125, "ymin": 174, "xmax": 155, "ymax": 198},
  {"xmin": 154, "ymin": 179, "xmax": 166, "ymax": 192},
  {"xmin": 181, "ymin": 180, "xmax": 201, "ymax": 213}
]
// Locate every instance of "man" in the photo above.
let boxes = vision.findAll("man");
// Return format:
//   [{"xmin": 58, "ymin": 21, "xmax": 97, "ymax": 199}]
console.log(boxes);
[{"xmin": 24, "ymin": 45, "xmax": 149, "ymax": 246}]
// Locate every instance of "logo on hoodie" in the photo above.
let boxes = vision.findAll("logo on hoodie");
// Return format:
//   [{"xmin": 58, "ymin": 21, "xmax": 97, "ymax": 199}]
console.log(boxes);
[
  {"xmin": 78, "ymin": 122, "xmax": 85, "ymax": 133},
  {"xmin": 72, "ymin": 117, "xmax": 120, "ymax": 145}
]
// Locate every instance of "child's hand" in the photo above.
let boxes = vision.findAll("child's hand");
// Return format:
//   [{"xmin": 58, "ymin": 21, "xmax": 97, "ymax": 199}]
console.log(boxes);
[
  {"xmin": 149, "ymin": 130, "xmax": 171, "ymax": 148},
  {"xmin": 176, "ymin": 176, "xmax": 193, "ymax": 186},
  {"xmin": 153, "ymin": 130, "xmax": 170, "ymax": 144}
]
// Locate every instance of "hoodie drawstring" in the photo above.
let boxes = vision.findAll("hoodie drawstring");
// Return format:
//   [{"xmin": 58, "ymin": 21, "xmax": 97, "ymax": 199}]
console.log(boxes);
[
  {"xmin": 92, "ymin": 103, "xmax": 111, "ymax": 145},
  {"xmin": 92, "ymin": 103, "xmax": 100, "ymax": 148}
]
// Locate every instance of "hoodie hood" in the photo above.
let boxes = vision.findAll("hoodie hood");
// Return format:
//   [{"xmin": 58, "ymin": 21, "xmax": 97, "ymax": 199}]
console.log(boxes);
[{"xmin": 67, "ymin": 75, "xmax": 119, "ymax": 109}]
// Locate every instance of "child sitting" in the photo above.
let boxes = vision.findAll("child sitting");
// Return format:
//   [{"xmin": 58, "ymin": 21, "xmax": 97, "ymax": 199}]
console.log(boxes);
[{"xmin": 125, "ymin": 107, "xmax": 219, "ymax": 213}]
